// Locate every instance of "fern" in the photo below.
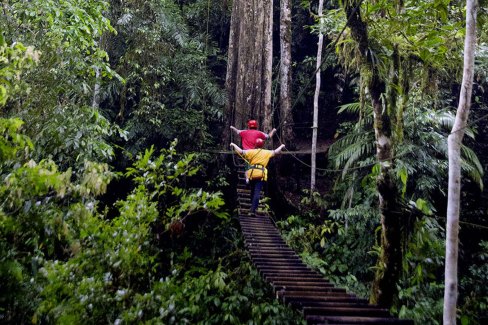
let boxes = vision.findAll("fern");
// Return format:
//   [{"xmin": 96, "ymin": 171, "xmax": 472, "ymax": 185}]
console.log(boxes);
[{"xmin": 329, "ymin": 131, "xmax": 374, "ymax": 169}]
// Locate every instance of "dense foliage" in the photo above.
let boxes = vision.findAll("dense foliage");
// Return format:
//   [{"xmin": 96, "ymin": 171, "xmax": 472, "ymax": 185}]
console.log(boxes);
[
  {"xmin": 275, "ymin": 1, "xmax": 488, "ymax": 324},
  {"xmin": 0, "ymin": 0, "xmax": 305, "ymax": 324},
  {"xmin": 102, "ymin": 0, "xmax": 226, "ymax": 154},
  {"xmin": 1, "ymin": 0, "xmax": 487, "ymax": 324}
]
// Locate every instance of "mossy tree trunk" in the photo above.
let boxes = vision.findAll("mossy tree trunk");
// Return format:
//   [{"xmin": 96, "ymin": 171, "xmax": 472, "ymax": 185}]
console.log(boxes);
[{"xmin": 345, "ymin": 1, "xmax": 402, "ymax": 307}]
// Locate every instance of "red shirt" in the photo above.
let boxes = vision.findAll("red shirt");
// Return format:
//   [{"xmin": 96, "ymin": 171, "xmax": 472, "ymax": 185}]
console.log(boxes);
[{"xmin": 239, "ymin": 130, "xmax": 267, "ymax": 149}]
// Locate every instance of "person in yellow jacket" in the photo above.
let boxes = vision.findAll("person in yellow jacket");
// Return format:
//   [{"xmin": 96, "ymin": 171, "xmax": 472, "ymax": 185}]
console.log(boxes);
[{"xmin": 230, "ymin": 139, "xmax": 285, "ymax": 216}]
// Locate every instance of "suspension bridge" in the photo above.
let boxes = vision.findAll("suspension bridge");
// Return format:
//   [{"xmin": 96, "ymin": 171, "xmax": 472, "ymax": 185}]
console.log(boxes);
[{"xmin": 234, "ymin": 164, "xmax": 414, "ymax": 324}]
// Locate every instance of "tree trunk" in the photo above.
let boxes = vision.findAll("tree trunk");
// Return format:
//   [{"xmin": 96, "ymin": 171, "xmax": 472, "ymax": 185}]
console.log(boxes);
[
  {"xmin": 92, "ymin": 35, "xmax": 106, "ymax": 109},
  {"xmin": 92, "ymin": 67, "xmax": 101, "ymax": 108},
  {"xmin": 279, "ymin": 0, "xmax": 294, "ymax": 144},
  {"xmin": 224, "ymin": 0, "xmax": 274, "ymax": 138},
  {"xmin": 311, "ymin": 0, "xmax": 324, "ymax": 192},
  {"xmin": 444, "ymin": 1, "xmax": 478, "ymax": 323},
  {"xmin": 115, "ymin": 84, "xmax": 127, "ymax": 125},
  {"xmin": 235, "ymin": 0, "xmax": 252, "ymax": 128},
  {"xmin": 262, "ymin": 0, "xmax": 273, "ymax": 133},
  {"xmin": 344, "ymin": 1, "xmax": 401, "ymax": 307},
  {"xmin": 223, "ymin": 0, "xmax": 241, "ymax": 143}
]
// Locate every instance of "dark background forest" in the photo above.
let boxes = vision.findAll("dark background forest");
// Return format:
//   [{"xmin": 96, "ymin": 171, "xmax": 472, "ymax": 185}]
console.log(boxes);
[{"xmin": 1, "ymin": 0, "xmax": 487, "ymax": 324}]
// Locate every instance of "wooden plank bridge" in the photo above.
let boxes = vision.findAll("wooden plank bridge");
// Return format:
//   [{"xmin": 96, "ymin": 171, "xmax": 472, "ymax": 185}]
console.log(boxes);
[{"xmin": 235, "ymin": 168, "xmax": 413, "ymax": 324}]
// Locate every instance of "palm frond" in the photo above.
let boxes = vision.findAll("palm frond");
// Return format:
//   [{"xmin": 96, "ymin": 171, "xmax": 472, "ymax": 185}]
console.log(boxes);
[
  {"xmin": 461, "ymin": 144, "xmax": 484, "ymax": 190},
  {"xmin": 433, "ymin": 110, "xmax": 475, "ymax": 138},
  {"xmin": 460, "ymin": 159, "xmax": 484, "ymax": 191},
  {"xmin": 337, "ymin": 101, "xmax": 373, "ymax": 116},
  {"xmin": 337, "ymin": 102, "xmax": 362, "ymax": 114},
  {"xmin": 435, "ymin": 110, "xmax": 455, "ymax": 129}
]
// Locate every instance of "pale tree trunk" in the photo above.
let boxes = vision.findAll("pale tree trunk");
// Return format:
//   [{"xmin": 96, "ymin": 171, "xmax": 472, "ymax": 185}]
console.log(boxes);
[
  {"xmin": 92, "ymin": 35, "xmax": 105, "ymax": 109},
  {"xmin": 92, "ymin": 67, "xmax": 101, "ymax": 108},
  {"xmin": 279, "ymin": 0, "xmax": 294, "ymax": 143},
  {"xmin": 224, "ymin": 0, "xmax": 274, "ymax": 139},
  {"xmin": 444, "ymin": 1, "xmax": 478, "ymax": 323},
  {"xmin": 311, "ymin": 0, "xmax": 324, "ymax": 191},
  {"xmin": 345, "ymin": 1, "xmax": 401, "ymax": 307}
]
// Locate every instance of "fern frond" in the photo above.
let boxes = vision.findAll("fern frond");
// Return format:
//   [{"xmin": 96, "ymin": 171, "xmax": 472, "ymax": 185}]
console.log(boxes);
[
  {"xmin": 341, "ymin": 141, "xmax": 375, "ymax": 178},
  {"xmin": 356, "ymin": 115, "xmax": 374, "ymax": 130},
  {"xmin": 329, "ymin": 131, "xmax": 373, "ymax": 157},
  {"xmin": 330, "ymin": 132, "xmax": 374, "ymax": 169}
]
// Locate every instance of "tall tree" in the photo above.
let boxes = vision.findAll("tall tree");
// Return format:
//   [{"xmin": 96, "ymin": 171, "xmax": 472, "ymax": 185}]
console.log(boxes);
[
  {"xmin": 224, "ymin": 0, "xmax": 273, "ymax": 140},
  {"xmin": 311, "ymin": 0, "xmax": 324, "ymax": 191},
  {"xmin": 279, "ymin": 0, "xmax": 294, "ymax": 144},
  {"xmin": 444, "ymin": 0, "xmax": 478, "ymax": 323},
  {"xmin": 343, "ymin": 0, "xmax": 401, "ymax": 306}
]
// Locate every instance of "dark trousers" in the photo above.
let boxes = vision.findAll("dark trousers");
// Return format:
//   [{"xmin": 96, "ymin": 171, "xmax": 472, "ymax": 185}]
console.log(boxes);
[{"xmin": 249, "ymin": 180, "xmax": 264, "ymax": 213}]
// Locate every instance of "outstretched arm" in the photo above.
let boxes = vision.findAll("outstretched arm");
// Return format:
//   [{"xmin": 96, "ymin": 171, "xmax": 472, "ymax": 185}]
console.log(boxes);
[
  {"xmin": 230, "ymin": 126, "xmax": 242, "ymax": 135},
  {"xmin": 267, "ymin": 128, "xmax": 277, "ymax": 139},
  {"xmin": 273, "ymin": 144, "xmax": 286, "ymax": 156},
  {"xmin": 230, "ymin": 142, "xmax": 244, "ymax": 155}
]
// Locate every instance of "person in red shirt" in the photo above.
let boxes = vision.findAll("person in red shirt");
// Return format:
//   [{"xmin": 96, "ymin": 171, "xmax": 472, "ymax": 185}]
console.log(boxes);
[{"xmin": 230, "ymin": 120, "xmax": 276, "ymax": 150}]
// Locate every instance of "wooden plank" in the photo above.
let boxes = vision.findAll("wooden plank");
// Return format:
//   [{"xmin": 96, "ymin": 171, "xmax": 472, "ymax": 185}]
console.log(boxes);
[
  {"xmin": 270, "ymin": 280, "xmax": 333, "ymax": 287},
  {"xmin": 278, "ymin": 291, "xmax": 355, "ymax": 298},
  {"xmin": 307, "ymin": 315, "xmax": 414, "ymax": 324},
  {"xmin": 273, "ymin": 285, "xmax": 344, "ymax": 292},
  {"xmin": 303, "ymin": 306, "xmax": 390, "ymax": 317}
]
